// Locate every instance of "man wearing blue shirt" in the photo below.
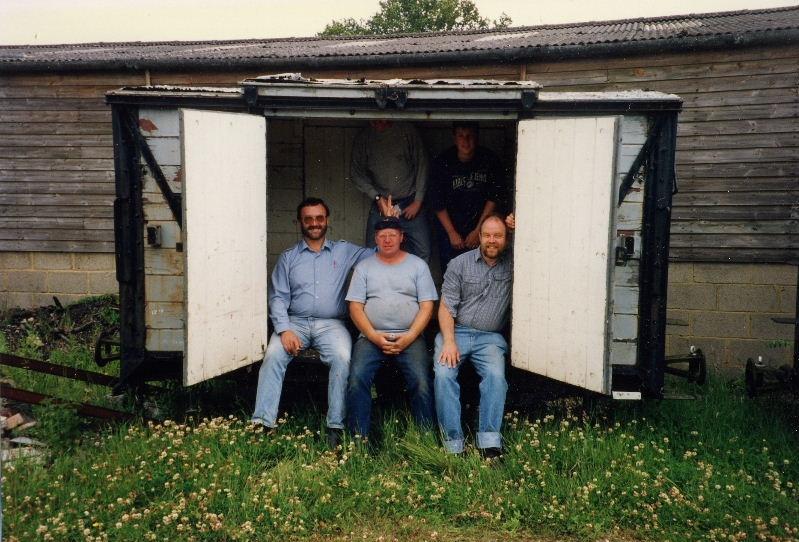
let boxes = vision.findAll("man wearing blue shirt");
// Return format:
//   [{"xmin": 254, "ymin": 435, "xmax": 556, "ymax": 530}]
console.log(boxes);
[
  {"xmin": 345, "ymin": 217, "xmax": 438, "ymax": 439},
  {"xmin": 252, "ymin": 197, "xmax": 371, "ymax": 447},
  {"xmin": 434, "ymin": 214, "xmax": 513, "ymax": 459}
]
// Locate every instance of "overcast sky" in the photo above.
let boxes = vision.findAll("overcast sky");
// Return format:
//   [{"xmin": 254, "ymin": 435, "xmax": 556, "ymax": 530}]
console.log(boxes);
[{"xmin": 1, "ymin": 0, "xmax": 795, "ymax": 45}]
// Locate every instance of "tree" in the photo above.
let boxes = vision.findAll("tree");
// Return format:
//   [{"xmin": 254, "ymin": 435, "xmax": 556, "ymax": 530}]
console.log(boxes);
[{"xmin": 319, "ymin": 0, "xmax": 512, "ymax": 36}]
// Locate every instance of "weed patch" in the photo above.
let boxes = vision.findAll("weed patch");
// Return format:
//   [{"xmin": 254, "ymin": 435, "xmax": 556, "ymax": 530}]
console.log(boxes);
[{"xmin": 5, "ymin": 380, "xmax": 798, "ymax": 542}]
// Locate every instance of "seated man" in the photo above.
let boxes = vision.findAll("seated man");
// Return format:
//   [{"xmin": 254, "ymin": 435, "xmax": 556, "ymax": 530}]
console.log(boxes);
[
  {"xmin": 429, "ymin": 121, "xmax": 507, "ymax": 272},
  {"xmin": 252, "ymin": 197, "xmax": 371, "ymax": 448},
  {"xmin": 346, "ymin": 217, "xmax": 438, "ymax": 438},
  {"xmin": 434, "ymin": 214, "xmax": 513, "ymax": 458}
]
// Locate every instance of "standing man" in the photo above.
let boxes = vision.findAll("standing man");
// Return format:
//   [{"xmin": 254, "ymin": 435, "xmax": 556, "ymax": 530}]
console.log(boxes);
[
  {"xmin": 350, "ymin": 120, "xmax": 431, "ymax": 262},
  {"xmin": 429, "ymin": 122, "xmax": 507, "ymax": 272},
  {"xmin": 346, "ymin": 217, "xmax": 438, "ymax": 438},
  {"xmin": 252, "ymin": 197, "xmax": 371, "ymax": 448},
  {"xmin": 434, "ymin": 214, "xmax": 512, "ymax": 458}
]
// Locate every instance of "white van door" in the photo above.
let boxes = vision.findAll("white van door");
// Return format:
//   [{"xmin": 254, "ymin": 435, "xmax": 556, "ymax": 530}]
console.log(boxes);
[
  {"xmin": 180, "ymin": 109, "xmax": 268, "ymax": 386},
  {"xmin": 511, "ymin": 117, "xmax": 619, "ymax": 394}
]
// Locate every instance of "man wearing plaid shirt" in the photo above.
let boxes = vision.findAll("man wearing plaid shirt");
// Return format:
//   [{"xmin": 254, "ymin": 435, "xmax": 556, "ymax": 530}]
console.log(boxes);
[{"xmin": 434, "ymin": 213, "xmax": 513, "ymax": 458}]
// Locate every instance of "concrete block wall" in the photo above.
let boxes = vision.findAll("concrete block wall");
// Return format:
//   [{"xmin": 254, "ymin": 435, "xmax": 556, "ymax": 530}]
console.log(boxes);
[
  {"xmin": 666, "ymin": 262, "xmax": 796, "ymax": 372},
  {"xmin": 0, "ymin": 252, "xmax": 117, "ymax": 309}
]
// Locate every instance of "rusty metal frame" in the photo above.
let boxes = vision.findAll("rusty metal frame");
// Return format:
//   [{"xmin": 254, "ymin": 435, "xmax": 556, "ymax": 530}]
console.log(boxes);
[{"xmin": 0, "ymin": 386, "xmax": 135, "ymax": 421}]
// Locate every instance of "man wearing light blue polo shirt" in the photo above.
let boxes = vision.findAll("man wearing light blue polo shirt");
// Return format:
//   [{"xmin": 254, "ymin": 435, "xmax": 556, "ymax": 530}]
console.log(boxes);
[{"xmin": 252, "ymin": 197, "xmax": 372, "ymax": 448}]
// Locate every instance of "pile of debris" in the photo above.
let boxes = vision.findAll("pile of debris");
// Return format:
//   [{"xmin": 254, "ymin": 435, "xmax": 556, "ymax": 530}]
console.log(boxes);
[
  {"xmin": 1, "ymin": 406, "xmax": 44, "ymax": 463},
  {"xmin": 0, "ymin": 295, "xmax": 118, "ymax": 358}
]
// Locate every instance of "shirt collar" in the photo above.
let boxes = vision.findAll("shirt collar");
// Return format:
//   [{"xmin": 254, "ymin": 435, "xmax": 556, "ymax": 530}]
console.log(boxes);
[
  {"xmin": 301, "ymin": 238, "xmax": 333, "ymax": 253},
  {"xmin": 474, "ymin": 247, "xmax": 508, "ymax": 266}
]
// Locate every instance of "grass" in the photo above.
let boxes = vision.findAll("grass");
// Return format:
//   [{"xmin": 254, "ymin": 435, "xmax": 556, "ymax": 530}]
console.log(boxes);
[
  {"xmin": 3, "ymin": 296, "xmax": 798, "ymax": 541},
  {"xmin": 5, "ymin": 377, "xmax": 799, "ymax": 541}
]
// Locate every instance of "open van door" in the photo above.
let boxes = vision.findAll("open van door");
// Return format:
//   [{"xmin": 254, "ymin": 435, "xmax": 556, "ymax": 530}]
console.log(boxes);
[
  {"xmin": 511, "ymin": 117, "xmax": 619, "ymax": 394},
  {"xmin": 180, "ymin": 109, "xmax": 268, "ymax": 386}
]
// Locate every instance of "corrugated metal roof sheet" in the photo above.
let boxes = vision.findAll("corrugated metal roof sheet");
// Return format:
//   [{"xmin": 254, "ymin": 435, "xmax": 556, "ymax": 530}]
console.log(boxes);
[{"xmin": 1, "ymin": 6, "xmax": 798, "ymax": 72}]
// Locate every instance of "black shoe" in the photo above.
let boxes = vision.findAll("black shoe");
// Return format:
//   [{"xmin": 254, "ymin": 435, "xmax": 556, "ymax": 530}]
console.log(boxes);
[
  {"xmin": 480, "ymin": 447, "xmax": 503, "ymax": 460},
  {"xmin": 326, "ymin": 428, "xmax": 344, "ymax": 449}
]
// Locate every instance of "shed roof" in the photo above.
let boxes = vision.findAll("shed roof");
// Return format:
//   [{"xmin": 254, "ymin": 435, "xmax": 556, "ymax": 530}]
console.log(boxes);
[{"xmin": 1, "ymin": 5, "xmax": 798, "ymax": 72}]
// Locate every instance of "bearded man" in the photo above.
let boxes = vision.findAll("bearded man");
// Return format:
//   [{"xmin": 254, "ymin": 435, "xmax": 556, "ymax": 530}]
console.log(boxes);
[
  {"xmin": 252, "ymin": 197, "xmax": 372, "ymax": 448},
  {"xmin": 433, "ymin": 214, "xmax": 513, "ymax": 458}
]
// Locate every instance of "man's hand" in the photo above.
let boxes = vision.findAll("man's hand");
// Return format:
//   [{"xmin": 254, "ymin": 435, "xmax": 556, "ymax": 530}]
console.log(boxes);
[
  {"xmin": 437, "ymin": 339, "xmax": 461, "ymax": 368},
  {"xmin": 447, "ymin": 230, "xmax": 465, "ymax": 250},
  {"xmin": 368, "ymin": 331, "xmax": 397, "ymax": 354},
  {"xmin": 464, "ymin": 229, "xmax": 480, "ymax": 248},
  {"xmin": 377, "ymin": 196, "xmax": 394, "ymax": 217},
  {"xmin": 402, "ymin": 200, "xmax": 422, "ymax": 220},
  {"xmin": 384, "ymin": 333, "xmax": 414, "ymax": 355},
  {"xmin": 505, "ymin": 213, "xmax": 515, "ymax": 230},
  {"xmin": 279, "ymin": 330, "xmax": 303, "ymax": 356}
]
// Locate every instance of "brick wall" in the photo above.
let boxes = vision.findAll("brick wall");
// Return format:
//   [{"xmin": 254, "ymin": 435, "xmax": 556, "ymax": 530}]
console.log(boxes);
[
  {"xmin": 666, "ymin": 263, "xmax": 797, "ymax": 372},
  {"xmin": 0, "ymin": 252, "xmax": 116, "ymax": 309}
]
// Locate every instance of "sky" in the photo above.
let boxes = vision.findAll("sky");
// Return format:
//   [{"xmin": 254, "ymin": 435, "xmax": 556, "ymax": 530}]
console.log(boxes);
[{"xmin": 1, "ymin": 0, "xmax": 796, "ymax": 45}]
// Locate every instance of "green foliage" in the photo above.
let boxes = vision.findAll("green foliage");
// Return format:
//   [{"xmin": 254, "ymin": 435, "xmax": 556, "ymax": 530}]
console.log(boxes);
[
  {"xmin": 5, "ymin": 382, "xmax": 799, "ymax": 541},
  {"xmin": 319, "ymin": 0, "xmax": 512, "ymax": 36},
  {"xmin": 28, "ymin": 400, "xmax": 84, "ymax": 454}
]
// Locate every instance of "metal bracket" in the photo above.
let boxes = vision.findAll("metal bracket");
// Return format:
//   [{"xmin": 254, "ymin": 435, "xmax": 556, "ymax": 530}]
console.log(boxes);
[
  {"xmin": 521, "ymin": 89, "xmax": 538, "ymax": 110},
  {"xmin": 375, "ymin": 87, "xmax": 408, "ymax": 109},
  {"xmin": 124, "ymin": 110, "xmax": 183, "ymax": 226},
  {"xmin": 615, "ymin": 236, "xmax": 635, "ymax": 266},
  {"xmin": 617, "ymin": 117, "xmax": 664, "ymax": 206}
]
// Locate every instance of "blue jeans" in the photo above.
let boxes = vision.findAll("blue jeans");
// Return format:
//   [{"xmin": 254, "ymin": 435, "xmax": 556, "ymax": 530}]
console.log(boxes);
[
  {"xmin": 433, "ymin": 327, "xmax": 508, "ymax": 453},
  {"xmin": 252, "ymin": 317, "xmax": 351, "ymax": 430},
  {"xmin": 366, "ymin": 201, "xmax": 431, "ymax": 263},
  {"xmin": 347, "ymin": 335, "xmax": 434, "ymax": 437}
]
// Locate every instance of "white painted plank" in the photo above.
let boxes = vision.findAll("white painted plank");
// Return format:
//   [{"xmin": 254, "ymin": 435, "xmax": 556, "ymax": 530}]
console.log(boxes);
[
  {"xmin": 139, "ymin": 108, "xmax": 180, "ymax": 137},
  {"xmin": 181, "ymin": 109, "xmax": 268, "ymax": 386},
  {"xmin": 144, "ymin": 249, "xmax": 183, "ymax": 276},
  {"xmin": 512, "ymin": 116, "xmax": 618, "ymax": 394},
  {"xmin": 610, "ymin": 341, "xmax": 637, "ymax": 366},
  {"xmin": 145, "ymin": 301, "xmax": 183, "ymax": 329},
  {"xmin": 144, "ymin": 137, "xmax": 181, "ymax": 167},
  {"xmin": 146, "ymin": 329, "xmax": 184, "ymax": 352},
  {"xmin": 611, "ymin": 285, "xmax": 639, "ymax": 315}
]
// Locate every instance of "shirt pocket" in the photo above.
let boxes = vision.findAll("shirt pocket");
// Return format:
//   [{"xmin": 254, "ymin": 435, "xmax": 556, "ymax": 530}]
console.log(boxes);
[
  {"xmin": 462, "ymin": 273, "xmax": 486, "ymax": 299},
  {"xmin": 490, "ymin": 271, "xmax": 512, "ymax": 298}
]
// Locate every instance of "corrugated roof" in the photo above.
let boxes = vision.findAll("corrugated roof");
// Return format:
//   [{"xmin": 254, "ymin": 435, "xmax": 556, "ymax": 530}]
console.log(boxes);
[{"xmin": 1, "ymin": 6, "xmax": 798, "ymax": 72}]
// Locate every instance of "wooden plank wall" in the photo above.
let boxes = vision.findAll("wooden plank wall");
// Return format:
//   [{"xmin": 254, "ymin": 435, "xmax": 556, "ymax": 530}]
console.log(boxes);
[
  {"xmin": 523, "ymin": 44, "xmax": 799, "ymax": 264},
  {"xmin": 0, "ymin": 71, "xmax": 146, "ymax": 252},
  {"xmin": 0, "ymin": 43, "xmax": 795, "ymax": 264}
]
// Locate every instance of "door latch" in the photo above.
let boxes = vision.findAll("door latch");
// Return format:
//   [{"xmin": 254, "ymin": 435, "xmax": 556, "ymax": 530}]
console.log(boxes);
[{"xmin": 615, "ymin": 236, "xmax": 635, "ymax": 266}]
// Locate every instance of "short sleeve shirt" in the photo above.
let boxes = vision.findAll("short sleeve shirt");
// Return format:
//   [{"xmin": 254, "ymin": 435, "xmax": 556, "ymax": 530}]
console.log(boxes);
[
  {"xmin": 346, "ymin": 253, "xmax": 438, "ymax": 333},
  {"xmin": 428, "ymin": 146, "xmax": 507, "ymax": 235}
]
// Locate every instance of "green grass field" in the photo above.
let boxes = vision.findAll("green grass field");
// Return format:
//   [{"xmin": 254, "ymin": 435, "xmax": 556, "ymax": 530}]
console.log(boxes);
[
  {"xmin": 2, "ymin": 297, "xmax": 798, "ymax": 541},
  {"xmin": 5, "ymin": 379, "xmax": 798, "ymax": 541}
]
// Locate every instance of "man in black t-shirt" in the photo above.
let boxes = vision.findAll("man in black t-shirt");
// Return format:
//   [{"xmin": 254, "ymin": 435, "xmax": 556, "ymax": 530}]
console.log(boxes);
[{"xmin": 429, "ymin": 122, "xmax": 507, "ymax": 273}]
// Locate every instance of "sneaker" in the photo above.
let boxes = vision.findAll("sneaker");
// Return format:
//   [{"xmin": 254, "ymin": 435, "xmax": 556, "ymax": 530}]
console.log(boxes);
[
  {"xmin": 479, "ymin": 447, "xmax": 503, "ymax": 460},
  {"xmin": 326, "ymin": 428, "xmax": 344, "ymax": 449},
  {"xmin": 250, "ymin": 420, "xmax": 277, "ymax": 437}
]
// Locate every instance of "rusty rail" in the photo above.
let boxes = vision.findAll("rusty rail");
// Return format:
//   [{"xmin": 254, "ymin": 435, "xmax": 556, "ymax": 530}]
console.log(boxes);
[
  {"xmin": 0, "ymin": 386, "xmax": 136, "ymax": 421},
  {"xmin": 1, "ymin": 352, "xmax": 118, "ymax": 386},
  {"xmin": 0, "ymin": 352, "xmax": 158, "ymax": 394},
  {"xmin": 0, "ymin": 352, "xmax": 160, "ymax": 421}
]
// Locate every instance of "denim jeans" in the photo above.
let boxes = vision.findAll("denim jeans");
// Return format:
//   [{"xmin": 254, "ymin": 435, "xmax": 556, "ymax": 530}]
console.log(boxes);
[
  {"xmin": 433, "ymin": 327, "xmax": 508, "ymax": 453},
  {"xmin": 252, "ymin": 317, "xmax": 351, "ymax": 430},
  {"xmin": 347, "ymin": 335, "xmax": 434, "ymax": 437},
  {"xmin": 365, "ymin": 202, "xmax": 431, "ymax": 263}
]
